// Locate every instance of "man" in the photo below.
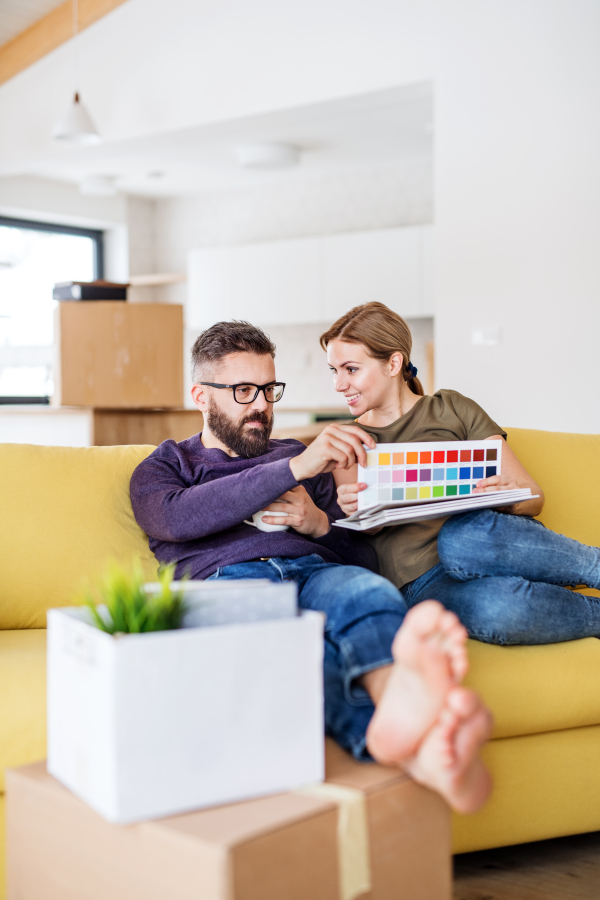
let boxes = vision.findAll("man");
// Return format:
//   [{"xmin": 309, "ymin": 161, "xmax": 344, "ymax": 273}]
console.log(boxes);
[{"xmin": 131, "ymin": 320, "xmax": 492, "ymax": 813}]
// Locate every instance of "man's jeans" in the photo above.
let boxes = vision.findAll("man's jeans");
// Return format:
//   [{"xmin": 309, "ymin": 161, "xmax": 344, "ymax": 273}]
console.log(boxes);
[
  {"xmin": 404, "ymin": 509, "xmax": 600, "ymax": 645},
  {"xmin": 208, "ymin": 554, "xmax": 406, "ymax": 760}
]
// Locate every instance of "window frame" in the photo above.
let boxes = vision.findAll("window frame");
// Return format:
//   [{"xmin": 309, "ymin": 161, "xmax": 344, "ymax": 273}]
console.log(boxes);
[
  {"xmin": 0, "ymin": 215, "xmax": 105, "ymax": 279},
  {"xmin": 0, "ymin": 215, "xmax": 105, "ymax": 404}
]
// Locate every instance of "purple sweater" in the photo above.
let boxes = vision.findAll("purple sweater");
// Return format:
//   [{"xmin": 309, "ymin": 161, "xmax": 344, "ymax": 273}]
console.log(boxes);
[{"xmin": 129, "ymin": 434, "xmax": 377, "ymax": 580}]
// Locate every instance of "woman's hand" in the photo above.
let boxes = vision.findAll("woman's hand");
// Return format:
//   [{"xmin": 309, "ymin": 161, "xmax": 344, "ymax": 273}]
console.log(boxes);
[
  {"xmin": 261, "ymin": 486, "xmax": 330, "ymax": 537},
  {"xmin": 474, "ymin": 435, "xmax": 544, "ymax": 517},
  {"xmin": 337, "ymin": 481, "xmax": 368, "ymax": 517},
  {"xmin": 472, "ymin": 473, "xmax": 520, "ymax": 494}
]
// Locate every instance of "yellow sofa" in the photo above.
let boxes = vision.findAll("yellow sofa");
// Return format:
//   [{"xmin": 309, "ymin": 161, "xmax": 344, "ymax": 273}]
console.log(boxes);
[{"xmin": 1, "ymin": 429, "xmax": 600, "ymax": 893}]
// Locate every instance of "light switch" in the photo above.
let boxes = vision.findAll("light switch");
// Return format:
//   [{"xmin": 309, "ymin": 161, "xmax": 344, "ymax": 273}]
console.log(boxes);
[{"xmin": 472, "ymin": 326, "xmax": 501, "ymax": 347}]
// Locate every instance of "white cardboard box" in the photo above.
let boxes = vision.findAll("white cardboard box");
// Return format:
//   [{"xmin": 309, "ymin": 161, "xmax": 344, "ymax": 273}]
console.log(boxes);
[{"xmin": 47, "ymin": 605, "xmax": 324, "ymax": 824}]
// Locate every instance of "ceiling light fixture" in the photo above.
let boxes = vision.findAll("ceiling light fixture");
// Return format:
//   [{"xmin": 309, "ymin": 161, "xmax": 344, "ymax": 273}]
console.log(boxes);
[
  {"xmin": 236, "ymin": 143, "xmax": 300, "ymax": 169},
  {"xmin": 53, "ymin": 0, "xmax": 100, "ymax": 144},
  {"xmin": 79, "ymin": 175, "xmax": 118, "ymax": 196}
]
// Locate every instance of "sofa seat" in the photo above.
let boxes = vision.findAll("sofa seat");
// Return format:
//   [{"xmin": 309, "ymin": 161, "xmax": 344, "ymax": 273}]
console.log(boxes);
[
  {"xmin": 0, "ymin": 630, "xmax": 47, "ymax": 794},
  {"xmin": 466, "ymin": 635, "xmax": 600, "ymax": 739}
]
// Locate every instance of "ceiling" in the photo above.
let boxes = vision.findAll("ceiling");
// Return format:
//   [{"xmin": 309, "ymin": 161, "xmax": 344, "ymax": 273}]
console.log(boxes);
[
  {"xmin": 25, "ymin": 82, "xmax": 433, "ymax": 198},
  {"xmin": 0, "ymin": 0, "xmax": 65, "ymax": 47}
]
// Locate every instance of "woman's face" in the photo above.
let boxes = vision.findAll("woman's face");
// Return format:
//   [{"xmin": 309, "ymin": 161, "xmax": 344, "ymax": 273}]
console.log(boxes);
[{"xmin": 327, "ymin": 339, "xmax": 401, "ymax": 417}]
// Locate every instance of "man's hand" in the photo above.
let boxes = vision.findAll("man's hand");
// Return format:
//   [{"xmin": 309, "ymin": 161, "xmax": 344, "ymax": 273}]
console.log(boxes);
[
  {"xmin": 261, "ymin": 486, "xmax": 330, "ymax": 537},
  {"xmin": 289, "ymin": 424, "xmax": 376, "ymax": 482}
]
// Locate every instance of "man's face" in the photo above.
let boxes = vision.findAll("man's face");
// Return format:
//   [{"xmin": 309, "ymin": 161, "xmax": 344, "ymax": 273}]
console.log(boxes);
[{"xmin": 198, "ymin": 352, "xmax": 277, "ymax": 458}]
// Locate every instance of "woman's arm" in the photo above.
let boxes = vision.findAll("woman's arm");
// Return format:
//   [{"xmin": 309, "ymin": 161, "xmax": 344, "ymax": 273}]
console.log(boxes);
[{"xmin": 474, "ymin": 434, "xmax": 544, "ymax": 517}]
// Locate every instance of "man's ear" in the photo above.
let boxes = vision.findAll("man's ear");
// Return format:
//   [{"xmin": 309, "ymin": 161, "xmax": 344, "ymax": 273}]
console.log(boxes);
[{"xmin": 191, "ymin": 383, "xmax": 208, "ymax": 412}]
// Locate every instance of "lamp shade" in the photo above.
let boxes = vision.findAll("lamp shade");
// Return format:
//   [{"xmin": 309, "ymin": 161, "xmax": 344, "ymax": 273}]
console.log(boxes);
[
  {"xmin": 236, "ymin": 143, "xmax": 300, "ymax": 169},
  {"xmin": 53, "ymin": 93, "xmax": 100, "ymax": 144}
]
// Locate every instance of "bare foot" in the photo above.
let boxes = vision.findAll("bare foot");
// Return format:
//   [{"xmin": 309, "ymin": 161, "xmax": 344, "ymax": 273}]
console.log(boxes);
[
  {"xmin": 403, "ymin": 687, "xmax": 493, "ymax": 814},
  {"xmin": 366, "ymin": 600, "xmax": 468, "ymax": 763}
]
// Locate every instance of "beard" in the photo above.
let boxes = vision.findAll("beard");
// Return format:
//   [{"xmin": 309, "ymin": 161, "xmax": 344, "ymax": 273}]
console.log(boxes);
[{"xmin": 206, "ymin": 398, "xmax": 273, "ymax": 458}]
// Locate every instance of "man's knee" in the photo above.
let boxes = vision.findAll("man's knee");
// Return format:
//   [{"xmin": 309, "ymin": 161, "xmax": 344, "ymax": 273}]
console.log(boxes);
[{"xmin": 323, "ymin": 566, "xmax": 406, "ymax": 615}]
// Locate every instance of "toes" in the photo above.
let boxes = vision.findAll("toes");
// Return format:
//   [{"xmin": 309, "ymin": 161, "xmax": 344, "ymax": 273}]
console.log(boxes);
[
  {"xmin": 404, "ymin": 600, "xmax": 447, "ymax": 637},
  {"xmin": 447, "ymin": 686, "xmax": 481, "ymax": 720}
]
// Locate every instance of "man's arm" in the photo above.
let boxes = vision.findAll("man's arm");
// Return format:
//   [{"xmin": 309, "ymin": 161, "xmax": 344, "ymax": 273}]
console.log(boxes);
[{"xmin": 130, "ymin": 449, "xmax": 300, "ymax": 542}]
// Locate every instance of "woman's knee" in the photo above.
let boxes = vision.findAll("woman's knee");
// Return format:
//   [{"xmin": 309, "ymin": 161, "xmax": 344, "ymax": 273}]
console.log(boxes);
[
  {"xmin": 445, "ymin": 579, "xmax": 539, "ymax": 644},
  {"xmin": 437, "ymin": 510, "xmax": 498, "ymax": 571}
]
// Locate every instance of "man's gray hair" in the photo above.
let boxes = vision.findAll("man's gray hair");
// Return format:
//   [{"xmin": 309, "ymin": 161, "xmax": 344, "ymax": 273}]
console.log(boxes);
[{"xmin": 191, "ymin": 320, "xmax": 276, "ymax": 382}]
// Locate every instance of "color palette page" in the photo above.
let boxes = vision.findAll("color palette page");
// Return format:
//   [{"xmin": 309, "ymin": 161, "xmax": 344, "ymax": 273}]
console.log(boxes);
[{"xmin": 357, "ymin": 440, "xmax": 503, "ymax": 512}]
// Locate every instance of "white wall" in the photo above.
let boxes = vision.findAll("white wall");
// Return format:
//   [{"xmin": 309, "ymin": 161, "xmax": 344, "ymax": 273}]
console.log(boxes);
[
  {"xmin": 1, "ymin": 0, "xmax": 598, "ymax": 431},
  {"xmin": 433, "ymin": 2, "xmax": 600, "ymax": 432}
]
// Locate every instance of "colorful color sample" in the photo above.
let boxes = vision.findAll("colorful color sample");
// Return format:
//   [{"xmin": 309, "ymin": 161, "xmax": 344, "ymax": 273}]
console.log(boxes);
[{"xmin": 357, "ymin": 439, "xmax": 504, "ymax": 511}]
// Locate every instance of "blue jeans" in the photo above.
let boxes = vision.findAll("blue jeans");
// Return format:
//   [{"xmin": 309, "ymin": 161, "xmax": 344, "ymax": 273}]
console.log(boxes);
[
  {"xmin": 208, "ymin": 554, "xmax": 406, "ymax": 760},
  {"xmin": 403, "ymin": 510, "xmax": 600, "ymax": 645}
]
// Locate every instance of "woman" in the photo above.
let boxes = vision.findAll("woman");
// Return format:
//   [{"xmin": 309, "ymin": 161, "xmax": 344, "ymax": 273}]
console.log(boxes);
[{"xmin": 321, "ymin": 302, "xmax": 600, "ymax": 645}]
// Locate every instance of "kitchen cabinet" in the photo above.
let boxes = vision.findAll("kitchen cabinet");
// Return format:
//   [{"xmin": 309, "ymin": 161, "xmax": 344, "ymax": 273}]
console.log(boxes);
[{"xmin": 187, "ymin": 225, "xmax": 433, "ymax": 330}]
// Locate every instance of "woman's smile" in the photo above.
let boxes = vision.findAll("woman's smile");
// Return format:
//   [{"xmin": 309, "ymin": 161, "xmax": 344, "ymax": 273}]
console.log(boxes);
[{"xmin": 344, "ymin": 391, "xmax": 362, "ymax": 406}]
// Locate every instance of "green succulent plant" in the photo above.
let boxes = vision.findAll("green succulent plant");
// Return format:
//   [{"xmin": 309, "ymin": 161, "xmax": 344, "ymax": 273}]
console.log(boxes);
[{"xmin": 84, "ymin": 561, "xmax": 186, "ymax": 635}]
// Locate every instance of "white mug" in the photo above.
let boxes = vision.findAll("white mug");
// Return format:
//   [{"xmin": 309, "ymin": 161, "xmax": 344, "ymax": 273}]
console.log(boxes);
[{"xmin": 244, "ymin": 509, "xmax": 290, "ymax": 532}]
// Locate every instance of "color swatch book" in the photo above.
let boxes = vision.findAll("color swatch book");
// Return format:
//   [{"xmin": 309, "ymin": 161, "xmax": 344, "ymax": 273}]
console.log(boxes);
[{"xmin": 333, "ymin": 440, "xmax": 537, "ymax": 531}]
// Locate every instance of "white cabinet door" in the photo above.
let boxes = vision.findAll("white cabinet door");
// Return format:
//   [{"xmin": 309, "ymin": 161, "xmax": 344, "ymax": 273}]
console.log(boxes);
[
  {"xmin": 321, "ymin": 228, "xmax": 421, "ymax": 323},
  {"xmin": 232, "ymin": 237, "xmax": 321, "ymax": 325},
  {"xmin": 187, "ymin": 247, "xmax": 235, "ymax": 330},
  {"xmin": 187, "ymin": 226, "xmax": 433, "ymax": 330}
]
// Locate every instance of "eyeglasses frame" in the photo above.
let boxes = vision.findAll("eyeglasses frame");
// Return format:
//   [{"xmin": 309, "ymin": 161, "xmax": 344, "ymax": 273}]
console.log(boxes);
[{"xmin": 197, "ymin": 381, "xmax": 286, "ymax": 404}]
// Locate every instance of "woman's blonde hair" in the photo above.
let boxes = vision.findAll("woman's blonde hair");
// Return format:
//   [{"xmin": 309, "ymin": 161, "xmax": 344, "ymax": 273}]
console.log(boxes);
[{"xmin": 319, "ymin": 302, "xmax": 424, "ymax": 397}]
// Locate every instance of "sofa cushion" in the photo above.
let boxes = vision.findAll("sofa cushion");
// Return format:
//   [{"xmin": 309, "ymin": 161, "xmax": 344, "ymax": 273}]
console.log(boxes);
[
  {"xmin": 0, "ymin": 629, "xmax": 47, "ymax": 792},
  {"xmin": 0, "ymin": 444, "xmax": 158, "ymax": 629}
]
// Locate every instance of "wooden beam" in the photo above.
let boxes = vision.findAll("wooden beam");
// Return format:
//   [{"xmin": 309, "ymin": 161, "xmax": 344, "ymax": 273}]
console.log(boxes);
[{"xmin": 0, "ymin": 0, "xmax": 131, "ymax": 88}]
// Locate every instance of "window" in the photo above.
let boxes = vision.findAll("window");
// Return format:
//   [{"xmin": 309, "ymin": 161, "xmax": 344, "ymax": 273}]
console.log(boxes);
[{"xmin": 0, "ymin": 216, "xmax": 104, "ymax": 402}]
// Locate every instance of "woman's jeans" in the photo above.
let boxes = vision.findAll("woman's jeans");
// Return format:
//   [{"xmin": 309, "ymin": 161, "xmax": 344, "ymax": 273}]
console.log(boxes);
[
  {"xmin": 404, "ymin": 509, "xmax": 600, "ymax": 645},
  {"xmin": 208, "ymin": 554, "xmax": 406, "ymax": 760}
]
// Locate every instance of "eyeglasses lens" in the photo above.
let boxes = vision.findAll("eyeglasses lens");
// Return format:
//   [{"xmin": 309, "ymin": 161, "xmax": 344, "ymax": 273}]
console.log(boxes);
[{"xmin": 233, "ymin": 384, "xmax": 284, "ymax": 403}]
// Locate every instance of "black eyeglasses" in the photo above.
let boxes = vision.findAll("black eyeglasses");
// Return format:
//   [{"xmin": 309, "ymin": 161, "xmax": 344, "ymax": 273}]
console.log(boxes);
[{"xmin": 198, "ymin": 382, "xmax": 286, "ymax": 404}]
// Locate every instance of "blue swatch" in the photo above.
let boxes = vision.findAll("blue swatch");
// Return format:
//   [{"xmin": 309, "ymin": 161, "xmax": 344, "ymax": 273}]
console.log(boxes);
[
  {"xmin": 459, "ymin": 484, "xmax": 471, "ymax": 495},
  {"xmin": 473, "ymin": 466, "xmax": 484, "ymax": 479},
  {"xmin": 459, "ymin": 467, "xmax": 471, "ymax": 480},
  {"xmin": 446, "ymin": 468, "xmax": 458, "ymax": 480},
  {"xmin": 486, "ymin": 466, "xmax": 497, "ymax": 478},
  {"xmin": 433, "ymin": 468, "xmax": 445, "ymax": 480}
]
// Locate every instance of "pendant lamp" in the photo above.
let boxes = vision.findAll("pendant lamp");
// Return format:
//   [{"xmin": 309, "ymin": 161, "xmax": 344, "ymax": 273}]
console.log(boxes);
[{"xmin": 53, "ymin": 0, "xmax": 100, "ymax": 144}]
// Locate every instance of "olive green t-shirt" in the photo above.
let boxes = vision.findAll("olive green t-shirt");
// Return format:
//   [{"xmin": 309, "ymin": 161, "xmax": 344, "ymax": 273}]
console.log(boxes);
[{"xmin": 358, "ymin": 390, "xmax": 506, "ymax": 590}]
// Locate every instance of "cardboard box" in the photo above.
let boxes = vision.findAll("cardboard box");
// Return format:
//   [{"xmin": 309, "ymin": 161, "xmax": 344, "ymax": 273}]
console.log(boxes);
[
  {"xmin": 47, "ymin": 605, "xmax": 324, "ymax": 823},
  {"xmin": 53, "ymin": 301, "xmax": 183, "ymax": 408},
  {"xmin": 7, "ymin": 741, "xmax": 451, "ymax": 900}
]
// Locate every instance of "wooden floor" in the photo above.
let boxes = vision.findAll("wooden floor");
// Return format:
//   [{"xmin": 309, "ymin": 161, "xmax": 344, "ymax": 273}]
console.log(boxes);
[{"xmin": 453, "ymin": 831, "xmax": 600, "ymax": 899}]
